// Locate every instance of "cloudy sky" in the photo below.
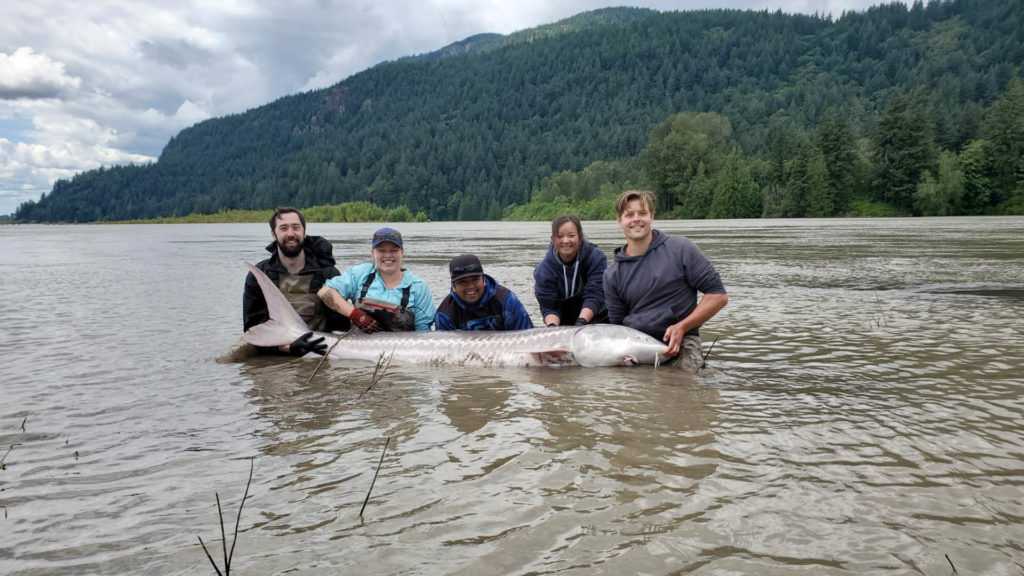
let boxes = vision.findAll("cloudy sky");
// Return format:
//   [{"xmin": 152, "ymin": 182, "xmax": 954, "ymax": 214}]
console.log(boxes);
[{"xmin": 0, "ymin": 0, "xmax": 892, "ymax": 215}]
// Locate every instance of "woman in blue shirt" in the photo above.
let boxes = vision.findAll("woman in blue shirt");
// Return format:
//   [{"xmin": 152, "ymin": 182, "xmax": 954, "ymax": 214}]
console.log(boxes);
[{"xmin": 317, "ymin": 227, "xmax": 436, "ymax": 332}]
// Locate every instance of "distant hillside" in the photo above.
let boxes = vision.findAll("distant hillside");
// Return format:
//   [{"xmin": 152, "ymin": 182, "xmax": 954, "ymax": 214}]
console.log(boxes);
[
  {"xmin": 15, "ymin": 0, "xmax": 1024, "ymax": 222},
  {"xmin": 400, "ymin": 7, "xmax": 659, "ymax": 62}
]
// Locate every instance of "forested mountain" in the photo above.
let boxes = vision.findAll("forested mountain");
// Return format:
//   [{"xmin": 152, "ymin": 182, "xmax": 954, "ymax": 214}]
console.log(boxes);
[
  {"xmin": 400, "ymin": 7, "xmax": 658, "ymax": 63},
  {"xmin": 15, "ymin": 0, "xmax": 1024, "ymax": 222}
]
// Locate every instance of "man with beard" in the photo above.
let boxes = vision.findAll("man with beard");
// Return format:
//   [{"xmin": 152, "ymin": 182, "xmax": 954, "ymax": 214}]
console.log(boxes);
[{"xmin": 242, "ymin": 207, "xmax": 345, "ymax": 356}]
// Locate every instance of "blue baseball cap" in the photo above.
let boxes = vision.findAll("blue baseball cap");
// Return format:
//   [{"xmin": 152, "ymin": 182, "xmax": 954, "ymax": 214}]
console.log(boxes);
[{"xmin": 372, "ymin": 227, "xmax": 403, "ymax": 248}]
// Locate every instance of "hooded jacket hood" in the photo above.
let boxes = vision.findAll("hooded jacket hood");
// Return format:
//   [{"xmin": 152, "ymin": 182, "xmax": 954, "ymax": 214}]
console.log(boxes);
[
  {"xmin": 612, "ymin": 229, "xmax": 669, "ymax": 262},
  {"xmin": 540, "ymin": 240, "xmax": 595, "ymax": 274}
]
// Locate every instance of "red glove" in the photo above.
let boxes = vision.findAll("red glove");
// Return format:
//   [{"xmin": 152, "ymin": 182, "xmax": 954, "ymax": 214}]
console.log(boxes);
[{"xmin": 348, "ymin": 309, "xmax": 381, "ymax": 333}]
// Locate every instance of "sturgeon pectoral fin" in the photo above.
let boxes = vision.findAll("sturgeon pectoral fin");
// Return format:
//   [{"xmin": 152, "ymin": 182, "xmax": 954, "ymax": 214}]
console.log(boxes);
[{"xmin": 528, "ymin": 349, "xmax": 575, "ymax": 366}]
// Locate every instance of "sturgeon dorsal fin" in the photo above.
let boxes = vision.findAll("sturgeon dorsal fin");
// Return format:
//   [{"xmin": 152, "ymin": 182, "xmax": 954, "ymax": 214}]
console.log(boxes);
[{"xmin": 242, "ymin": 262, "xmax": 309, "ymax": 347}]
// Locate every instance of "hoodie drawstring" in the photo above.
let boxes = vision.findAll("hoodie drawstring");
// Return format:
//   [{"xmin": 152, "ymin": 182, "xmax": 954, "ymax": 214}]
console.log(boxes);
[{"xmin": 563, "ymin": 260, "xmax": 579, "ymax": 298}]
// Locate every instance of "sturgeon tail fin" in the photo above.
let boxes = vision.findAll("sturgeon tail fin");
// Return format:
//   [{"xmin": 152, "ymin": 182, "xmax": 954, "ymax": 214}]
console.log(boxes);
[{"xmin": 242, "ymin": 262, "xmax": 310, "ymax": 347}]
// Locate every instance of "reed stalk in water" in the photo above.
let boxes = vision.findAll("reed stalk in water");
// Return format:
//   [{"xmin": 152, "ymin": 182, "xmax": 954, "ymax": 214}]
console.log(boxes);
[
  {"xmin": 701, "ymin": 336, "xmax": 719, "ymax": 369},
  {"xmin": 307, "ymin": 326, "xmax": 358, "ymax": 383},
  {"xmin": 0, "ymin": 444, "xmax": 14, "ymax": 471},
  {"xmin": 357, "ymin": 351, "xmax": 394, "ymax": 400},
  {"xmin": 198, "ymin": 459, "xmax": 254, "ymax": 575},
  {"xmin": 359, "ymin": 436, "xmax": 390, "ymax": 518}
]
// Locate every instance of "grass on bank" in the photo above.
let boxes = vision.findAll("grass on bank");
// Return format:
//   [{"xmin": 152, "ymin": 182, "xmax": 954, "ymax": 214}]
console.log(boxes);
[
  {"xmin": 124, "ymin": 202, "xmax": 430, "ymax": 224},
  {"xmin": 111, "ymin": 197, "xmax": 927, "ymax": 225}
]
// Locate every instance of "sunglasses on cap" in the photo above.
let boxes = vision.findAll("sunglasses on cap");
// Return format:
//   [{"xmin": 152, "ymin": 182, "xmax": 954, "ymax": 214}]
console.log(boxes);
[
  {"xmin": 451, "ymin": 265, "xmax": 483, "ymax": 276},
  {"xmin": 375, "ymin": 231, "xmax": 401, "ymax": 242},
  {"xmin": 372, "ymin": 230, "xmax": 403, "ymax": 247}
]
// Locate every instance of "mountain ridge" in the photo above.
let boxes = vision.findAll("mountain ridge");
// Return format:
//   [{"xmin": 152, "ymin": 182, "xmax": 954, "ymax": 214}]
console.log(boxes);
[{"xmin": 15, "ymin": 0, "xmax": 1024, "ymax": 221}]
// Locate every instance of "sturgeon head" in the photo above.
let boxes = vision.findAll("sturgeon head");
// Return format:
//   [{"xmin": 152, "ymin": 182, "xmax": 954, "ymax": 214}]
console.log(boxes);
[{"xmin": 569, "ymin": 324, "xmax": 670, "ymax": 367}]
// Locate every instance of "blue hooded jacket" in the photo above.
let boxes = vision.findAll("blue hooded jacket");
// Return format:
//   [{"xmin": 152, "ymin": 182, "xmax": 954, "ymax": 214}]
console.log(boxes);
[
  {"xmin": 533, "ymin": 240, "xmax": 607, "ymax": 322},
  {"xmin": 435, "ymin": 274, "xmax": 535, "ymax": 331}
]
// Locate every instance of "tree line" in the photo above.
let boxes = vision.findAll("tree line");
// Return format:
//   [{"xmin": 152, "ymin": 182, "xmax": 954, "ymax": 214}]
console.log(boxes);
[{"xmin": 14, "ymin": 0, "xmax": 1024, "ymax": 223}]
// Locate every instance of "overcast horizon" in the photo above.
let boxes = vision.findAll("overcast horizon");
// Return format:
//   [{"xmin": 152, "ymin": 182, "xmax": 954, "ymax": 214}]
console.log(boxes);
[{"xmin": 1, "ymin": 0, "xmax": 896, "ymax": 216}]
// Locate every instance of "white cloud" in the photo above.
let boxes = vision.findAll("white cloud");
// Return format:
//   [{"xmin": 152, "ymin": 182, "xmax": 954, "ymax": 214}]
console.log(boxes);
[
  {"xmin": 0, "ymin": 47, "xmax": 81, "ymax": 100},
  {"xmin": 0, "ymin": 0, "xmax": 896, "ymax": 215}
]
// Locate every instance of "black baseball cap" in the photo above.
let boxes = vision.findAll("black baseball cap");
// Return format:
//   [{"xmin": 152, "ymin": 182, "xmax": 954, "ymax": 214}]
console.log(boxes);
[{"xmin": 449, "ymin": 254, "xmax": 484, "ymax": 282}]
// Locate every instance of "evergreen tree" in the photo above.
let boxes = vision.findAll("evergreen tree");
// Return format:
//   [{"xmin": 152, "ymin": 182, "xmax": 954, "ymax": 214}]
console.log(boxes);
[
  {"xmin": 960, "ymin": 138, "xmax": 992, "ymax": 214},
  {"xmin": 871, "ymin": 92, "xmax": 938, "ymax": 212},
  {"xmin": 815, "ymin": 107, "xmax": 858, "ymax": 212},
  {"xmin": 707, "ymin": 154, "xmax": 762, "ymax": 218},
  {"xmin": 984, "ymin": 76, "xmax": 1024, "ymax": 205},
  {"xmin": 803, "ymin": 146, "xmax": 835, "ymax": 217}
]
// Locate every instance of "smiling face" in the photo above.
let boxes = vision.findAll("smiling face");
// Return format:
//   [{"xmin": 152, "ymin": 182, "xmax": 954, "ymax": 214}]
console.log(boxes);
[
  {"xmin": 553, "ymin": 220, "xmax": 582, "ymax": 263},
  {"xmin": 452, "ymin": 275, "xmax": 485, "ymax": 304},
  {"xmin": 372, "ymin": 242, "xmax": 404, "ymax": 274},
  {"xmin": 616, "ymin": 198, "xmax": 654, "ymax": 243},
  {"xmin": 272, "ymin": 211, "xmax": 306, "ymax": 258}
]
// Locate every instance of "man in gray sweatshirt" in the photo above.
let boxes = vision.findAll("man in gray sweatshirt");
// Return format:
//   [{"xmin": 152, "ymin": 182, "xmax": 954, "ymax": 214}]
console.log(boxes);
[{"xmin": 603, "ymin": 190, "xmax": 728, "ymax": 371}]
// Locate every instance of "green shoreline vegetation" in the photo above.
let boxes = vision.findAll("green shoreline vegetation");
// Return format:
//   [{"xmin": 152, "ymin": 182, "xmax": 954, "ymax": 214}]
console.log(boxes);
[
  {"xmin": 110, "ymin": 195, "xmax": 922, "ymax": 225},
  {"xmin": 115, "ymin": 201, "xmax": 430, "ymax": 224}
]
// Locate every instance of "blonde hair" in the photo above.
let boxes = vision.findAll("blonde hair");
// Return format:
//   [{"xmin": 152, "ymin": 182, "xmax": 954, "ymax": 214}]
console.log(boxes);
[{"xmin": 615, "ymin": 190, "xmax": 657, "ymax": 217}]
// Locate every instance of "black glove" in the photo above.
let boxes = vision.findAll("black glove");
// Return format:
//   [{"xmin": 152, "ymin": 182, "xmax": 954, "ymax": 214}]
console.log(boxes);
[
  {"xmin": 289, "ymin": 331, "xmax": 327, "ymax": 356},
  {"xmin": 575, "ymin": 317, "xmax": 589, "ymax": 326},
  {"xmin": 348, "ymin": 309, "xmax": 381, "ymax": 333}
]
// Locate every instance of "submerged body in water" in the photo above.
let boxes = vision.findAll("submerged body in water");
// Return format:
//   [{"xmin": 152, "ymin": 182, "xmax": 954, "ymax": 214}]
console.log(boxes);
[{"xmin": 242, "ymin": 262, "xmax": 669, "ymax": 367}]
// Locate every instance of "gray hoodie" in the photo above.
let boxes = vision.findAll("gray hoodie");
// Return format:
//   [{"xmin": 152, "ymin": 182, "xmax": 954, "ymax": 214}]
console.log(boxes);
[{"xmin": 603, "ymin": 229, "xmax": 726, "ymax": 340}]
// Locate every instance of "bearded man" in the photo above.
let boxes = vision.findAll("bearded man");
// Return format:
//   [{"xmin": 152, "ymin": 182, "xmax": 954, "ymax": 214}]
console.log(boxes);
[{"xmin": 242, "ymin": 207, "xmax": 345, "ymax": 355}]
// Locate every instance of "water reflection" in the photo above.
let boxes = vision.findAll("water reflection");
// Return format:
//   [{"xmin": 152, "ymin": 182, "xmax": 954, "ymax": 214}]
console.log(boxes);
[{"xmin": 238, "ymin": 353, "xmax": 723, "ymax": 573}]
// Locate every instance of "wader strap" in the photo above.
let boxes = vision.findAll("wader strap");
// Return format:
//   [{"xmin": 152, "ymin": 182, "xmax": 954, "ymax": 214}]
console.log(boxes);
[
  {"xmin": 361, "ymin": 271, "xmax": 411, "ymax": 310},
  {"xmin": 360, "ymin": 272, "xmax": 376, "ymax": 300}
]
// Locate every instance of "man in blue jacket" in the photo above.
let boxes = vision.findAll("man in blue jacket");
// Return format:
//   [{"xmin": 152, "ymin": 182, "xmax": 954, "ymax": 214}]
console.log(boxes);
[
  {"xmin": 604, "ymin": 190, "xmax": 728, "ymax": 371},
  {"xmin": 435, "ymin": 254, "xmax": 535, "ymax": 331}
]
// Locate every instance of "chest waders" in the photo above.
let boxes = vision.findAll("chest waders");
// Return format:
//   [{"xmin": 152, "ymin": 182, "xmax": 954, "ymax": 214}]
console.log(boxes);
[
  {"xmin": 277, "ymin": 273, "xmax": 330, "ymax": 331},
  {"xmin": 356, "ymin": 272, "xmax": 417, "ymax": 331}
]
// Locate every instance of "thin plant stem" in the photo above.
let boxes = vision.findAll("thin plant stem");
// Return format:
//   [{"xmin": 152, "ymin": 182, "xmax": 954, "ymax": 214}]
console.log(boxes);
[
  {"xmin": 307, "ymin": 327, "xmax": 357, "ymax": 383},
  {"xmin": 0, "ymin": 444, "xmax": 15, "ymax": 469},
  {"xmin": 197, "ymin": 460, "xmax": 254, "ymax": 575},
  {"xmin": 227, "ymin": 460, "xmax": 254, "ymax": 573},
  {"xmin": 357, "ymin": 351, "xmax": 394, "ymax": 400},
  {"xmin": 197, "ymin": 536, "xmax": 224, "ymax": 576},
  {"xmin": 701, "ymin": 336, "xmax": 719, "ymax": 369},
  {"xmin": 217, "ymin": 494, "xmax": 227, "ymax": 571},
  {"xmin": 359, "ymin": 436, "xmax": 391, "ymax": 517}
]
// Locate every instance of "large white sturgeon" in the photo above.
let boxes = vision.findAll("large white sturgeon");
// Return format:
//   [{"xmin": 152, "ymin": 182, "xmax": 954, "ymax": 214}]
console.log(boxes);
[{"xmin": 242, "ymin": 262, "xmax": 670, "ymax": 367}]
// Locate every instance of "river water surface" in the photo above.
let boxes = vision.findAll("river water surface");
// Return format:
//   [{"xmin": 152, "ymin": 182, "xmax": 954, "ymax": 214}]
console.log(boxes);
[{"xmin": 1, "ymin": 218, "xmax": 1022, "ymax": 575}]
